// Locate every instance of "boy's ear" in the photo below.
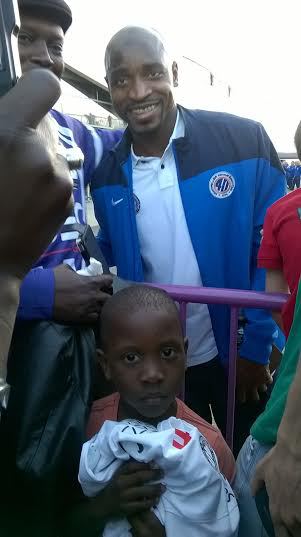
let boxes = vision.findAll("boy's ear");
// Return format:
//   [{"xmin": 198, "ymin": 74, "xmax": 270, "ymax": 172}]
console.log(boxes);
[
  {"xmin": 184, "ymin": 337, "xmax": 189, "ymax": 355},
  {"xmin": 96, "ymin": 349, "xmax": 112, "ymax": 381}
]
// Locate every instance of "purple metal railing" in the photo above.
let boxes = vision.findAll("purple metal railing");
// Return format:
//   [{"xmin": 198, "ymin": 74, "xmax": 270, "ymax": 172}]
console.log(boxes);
[{"xmin": 156, "ymin": 284, "xmax": 288, "ymax": 449}]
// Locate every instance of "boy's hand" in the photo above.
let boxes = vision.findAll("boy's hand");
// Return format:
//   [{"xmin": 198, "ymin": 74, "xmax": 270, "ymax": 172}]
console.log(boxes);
[
  {"xmin": 100, "ymin": 461, "xmax": 164, "ymax": 518},
  {"xmin": 129, "ymin": 511, "xmax": 166, "ymax": 537}
]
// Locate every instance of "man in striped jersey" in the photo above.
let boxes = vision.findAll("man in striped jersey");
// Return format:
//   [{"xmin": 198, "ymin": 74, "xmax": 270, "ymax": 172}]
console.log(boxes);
[{"xmin": 17, "ymin": 0, "xmax": 122, "ymax": 323}]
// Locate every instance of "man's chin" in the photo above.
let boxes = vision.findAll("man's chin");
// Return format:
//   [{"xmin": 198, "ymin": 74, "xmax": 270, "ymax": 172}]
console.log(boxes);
[{"xmin": 129, "ymin": 119, "xmax": 162, "ymax": 137}]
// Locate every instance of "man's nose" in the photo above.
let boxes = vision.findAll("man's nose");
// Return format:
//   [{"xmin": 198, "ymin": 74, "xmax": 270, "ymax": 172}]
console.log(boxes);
[
  {"xmin": 128, "ymin": 76, "xmax": 152, "ymax": 101},
  {"xmin": 30, "ymin": 41, "xmax": 55, "ymax": 70}
]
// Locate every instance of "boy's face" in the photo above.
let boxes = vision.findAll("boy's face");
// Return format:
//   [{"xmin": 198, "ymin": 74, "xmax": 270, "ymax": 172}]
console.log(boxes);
[{"xmin": 101, "ymin": 308, "xmax": 187, "ymax": 421}]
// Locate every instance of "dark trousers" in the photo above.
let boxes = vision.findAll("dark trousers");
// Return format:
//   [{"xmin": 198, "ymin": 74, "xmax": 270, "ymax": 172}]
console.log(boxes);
[{"xmin": 185, "ymin": 357, "xmax": 269, "ymax": 457}]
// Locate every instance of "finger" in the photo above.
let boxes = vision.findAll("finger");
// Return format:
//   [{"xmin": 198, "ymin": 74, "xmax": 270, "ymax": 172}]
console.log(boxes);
[
  {"xmin": 85, "ymin": 312, "xmax": 99, "ymax": 323},
  {"xmin": 274, "ymin": 523, "xmax": 291, "ymax": 537},
  {"xmin": 265, "ymin": 371, "xmax": 274, "ymax": 385},
  {"xmin": 118, "ymin": 461, "xmax": 153, "ymax": 475},
  {"xmin": 258, "ymin": 383, "xmax": 268, "ymax": 393},
  {"xmin": 95, "ymin": 292, "xmax": 112, "ymax": 307},
  {"xmin": 0, "ymin": 70, "xmax": 61, "ymax": 129},
  {"xmin": 121, "ymin": 469, "xmax": 163, "ymax": 489},
  {"xmin": 92, "ymin": 275, "xmax": 113, "ymax": 288},
  {"xmin": 123, "ymin": 498, "xmax": 159, "ymax": 516},
  {"xmin": 287, "ymin": 518, "xmax": 301, "ymax": 537},
  {"xmin": 123, "ymin": 483, "xmax": 164, "ymax": 502}
]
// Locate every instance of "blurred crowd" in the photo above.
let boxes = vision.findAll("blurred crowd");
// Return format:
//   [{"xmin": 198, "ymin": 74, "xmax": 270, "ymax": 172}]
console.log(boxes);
[{"xmin": 282, "ymin": 160, "xmax": 301, "ymax": 190}]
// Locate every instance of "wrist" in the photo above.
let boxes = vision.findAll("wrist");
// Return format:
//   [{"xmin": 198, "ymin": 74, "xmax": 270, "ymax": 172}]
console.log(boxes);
[
  {"xmin": 277, "ymin": 425, "xmax": 301, "ymax": 461},
  {"xmin": 0, "ymin": 274, "xmax": 21, "ymax": 378},
  {"xmin": 0, "ymin": 273, "xmax": 21, "ymax": 304}
]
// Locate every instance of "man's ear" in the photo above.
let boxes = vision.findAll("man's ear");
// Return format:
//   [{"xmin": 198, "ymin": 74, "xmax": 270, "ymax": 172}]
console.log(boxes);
[
  {"xmin": 96, "ymin": 348, "xmax": 112, "ymax": 381},
  {"xmin": 172, "ymin": 61, "xmax": 179, "ymax": 87}
]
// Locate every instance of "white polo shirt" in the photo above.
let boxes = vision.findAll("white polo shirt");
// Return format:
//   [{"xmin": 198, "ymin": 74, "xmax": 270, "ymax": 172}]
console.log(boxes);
[{"xmin": 132, "ymin": 112, "xmax": 218, "ymax": 367}]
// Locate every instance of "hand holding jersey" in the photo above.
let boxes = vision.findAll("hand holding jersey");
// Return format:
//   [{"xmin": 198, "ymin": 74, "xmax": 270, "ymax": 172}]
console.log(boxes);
[{"xmin": 79, "ymin": 417, "xmax": 239, "ymax": 537}]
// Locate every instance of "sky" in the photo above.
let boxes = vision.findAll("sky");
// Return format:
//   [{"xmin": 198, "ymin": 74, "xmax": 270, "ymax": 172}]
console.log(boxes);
[{"xmin": 62, "ymin": 0, "xmax": 301, "ymax": 152}]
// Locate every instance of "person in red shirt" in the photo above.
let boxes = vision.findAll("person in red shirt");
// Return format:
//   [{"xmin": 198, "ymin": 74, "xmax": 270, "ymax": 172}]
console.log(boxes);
[{"xmin": 258, "ymin": 121, "xmax": 301, "ymax": 337}]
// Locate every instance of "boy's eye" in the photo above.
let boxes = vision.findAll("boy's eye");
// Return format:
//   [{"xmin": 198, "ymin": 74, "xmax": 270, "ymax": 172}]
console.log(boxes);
[
  {"xmin": 122, "ymin": 352, "xmax": 141, "ymax": 365},
  {"xmin": 161, "ymin": 347, "xmax": 176, "ymax": 360}
]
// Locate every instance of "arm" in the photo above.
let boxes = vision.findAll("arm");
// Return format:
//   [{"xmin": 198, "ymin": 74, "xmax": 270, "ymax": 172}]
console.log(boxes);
[
  {"xmin": 83, "ymin": 126, "xmax": 123, "ymax": 186},
  {"xmin": 253, "ymin": 357, "xmax": 301, "ymax": 536},
  {"xmin": 240, "ymin": 126, "xmax": 286, "ymax": 366},
  {"xmin": 237, "ymin": 127, "xmax": 286, "ymax": 401},
  {"xmin": 0, "ymin": 277, "xmax": 20, "ymax": 390},
  {"xmin": 0, "ymin": 69, "xmax": 72, "ymax": 404},
  {"xmin": 258, "ymin": 205, "xmax": 289, "ymax": 328},
  {"xmin": 18, "ymin": 268, "xmax": 55, "ymax": 320},
  {"xmin": 266, "ymin": 269, "xmax": 288, "ymax": 329},
  {"xmin": 62, "ymin": 462, "xmax": 163, "ymax": 537}
]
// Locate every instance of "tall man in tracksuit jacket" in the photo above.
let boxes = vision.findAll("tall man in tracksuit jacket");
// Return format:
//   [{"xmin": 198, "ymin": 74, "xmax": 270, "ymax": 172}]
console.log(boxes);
[
  {"xmin": 91, "ymin": 26, "xmax": 286, "ymax": 452},
  {"xmin": 16, "ymin": 0, "xmax": 122, "ymax": 324}
]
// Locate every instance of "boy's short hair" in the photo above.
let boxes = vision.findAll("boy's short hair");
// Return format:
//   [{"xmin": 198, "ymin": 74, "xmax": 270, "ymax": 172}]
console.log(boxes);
[
  {"xmin": 99, "ymin": 285, "xmax": 181, "ymax": 350},
  {"xmin": 294, "ymin": 121, "xmax": 301, "ymax": 160}
]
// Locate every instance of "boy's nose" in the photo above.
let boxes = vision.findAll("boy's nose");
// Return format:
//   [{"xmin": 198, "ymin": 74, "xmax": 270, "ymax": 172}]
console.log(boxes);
[{"xmin": 140, "ymin": 359, "xmax": 164, "ymax": 384}]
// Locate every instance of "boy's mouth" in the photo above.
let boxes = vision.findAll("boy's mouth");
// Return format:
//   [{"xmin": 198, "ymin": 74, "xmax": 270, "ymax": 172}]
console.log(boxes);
[{"xmin": 141, "ymin": 393, "xmax": 167, "ymax": 406}]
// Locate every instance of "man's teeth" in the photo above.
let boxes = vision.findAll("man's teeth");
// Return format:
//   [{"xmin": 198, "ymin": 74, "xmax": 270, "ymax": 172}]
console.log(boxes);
[{"xmin": 132, "ymin": 104, "xmax": 157, "ymax": 114}]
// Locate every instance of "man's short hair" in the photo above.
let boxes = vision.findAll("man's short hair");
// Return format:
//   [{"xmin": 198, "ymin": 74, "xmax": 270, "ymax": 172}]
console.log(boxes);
[
  {"xmin": 99, "ymin": 285, "xmax": 181, "ymax": 350},
  {"xmin": 18, "ymin": 0, "xmax": 72, "ymax": 33},
  {"xmin": 294, "ymin": 121, "xmax": 301, "ymax": 161},
  {"xmin": 105, "ymin": 26, "xmax": 171, "ymax": 74}
]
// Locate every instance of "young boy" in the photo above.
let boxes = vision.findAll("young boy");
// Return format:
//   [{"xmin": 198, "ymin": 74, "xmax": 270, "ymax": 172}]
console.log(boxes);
[{"xmin": 66, "ymin": 285, "xmax": 235, "ymax": 537}]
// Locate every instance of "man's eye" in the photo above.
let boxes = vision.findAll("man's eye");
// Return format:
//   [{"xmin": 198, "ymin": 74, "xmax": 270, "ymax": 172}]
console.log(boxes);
[
  {"xmin": 161, "ymin": 347, "xmax": 176, "ymax": 360},
  {"xmin": 50, "ymin": 44, "xmax": 63, "ymax": 55},
  {"xmin": 18, "ymin": 33, "xmax": 32, "ymax": 45},
  {"xmin": 115, "ymin": 78, "xmax": 128, "ymax": 87},
  {"xmin": 122, "ymin": 353, "xmax": 140, "ymax": 364},
  {"xmin": 148, "ymin": 72, "xmax": 163, "ymax": 79}
]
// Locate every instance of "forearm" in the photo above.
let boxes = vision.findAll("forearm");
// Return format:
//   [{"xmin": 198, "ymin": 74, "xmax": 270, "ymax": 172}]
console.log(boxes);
[
  {"xmin": 18, "ymin": 268, "xmax": 55, "ymax": 320},
  {"xmin": 266, "ymin": 268, "xmax": 288, "ymax": 330},
  {"xmin": 0, "ymin": 276, "xmax": 20, "ymax": 381},
  {"xmin": 61, "ymin": 495, "xmax": 110, "ymax": 537},
  {"xmin": 277, "ymin": 355, "xmax": 301, "ymax": 456}
]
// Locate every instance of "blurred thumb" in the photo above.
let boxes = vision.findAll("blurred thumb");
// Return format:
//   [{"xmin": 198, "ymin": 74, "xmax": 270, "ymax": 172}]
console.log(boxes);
[{"xmin": 0, "ymin": 69, "xmax": 61, "ymax": 130}]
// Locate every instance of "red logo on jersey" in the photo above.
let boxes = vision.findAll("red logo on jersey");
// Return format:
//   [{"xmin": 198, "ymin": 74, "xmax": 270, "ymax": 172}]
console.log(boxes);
[{"xmin": 172, "ymin": 429, "xmax": 192, "ymax": 449}]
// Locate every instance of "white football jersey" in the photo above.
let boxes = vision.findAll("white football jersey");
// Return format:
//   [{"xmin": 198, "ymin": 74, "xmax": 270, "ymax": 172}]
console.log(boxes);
[{"xmin": 79, "ymin": 417, "xmax": 239, "ymax": 537}]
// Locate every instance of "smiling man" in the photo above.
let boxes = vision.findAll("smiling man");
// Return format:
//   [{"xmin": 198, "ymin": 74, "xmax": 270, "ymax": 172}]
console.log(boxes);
[
  {"xmin": 16, "ymin": 0, "xmax": 122, "ymax": 325},
  {"xmin": 91, "ymin": 26, "xmax": 286, "ymax": 454}
]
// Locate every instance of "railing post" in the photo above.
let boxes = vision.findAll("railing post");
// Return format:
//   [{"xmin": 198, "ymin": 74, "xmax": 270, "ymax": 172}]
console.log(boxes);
[
  {"xmin": 226, "ymin": 307, "xmax": 239, "ymax": 449},
  {"xmin": 179, "ymin": 302, "xmax": 187, "ymax": 400},
  {"xmin": 179, "ymin": 302, "xmax": 187, "ymax": 336}
]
